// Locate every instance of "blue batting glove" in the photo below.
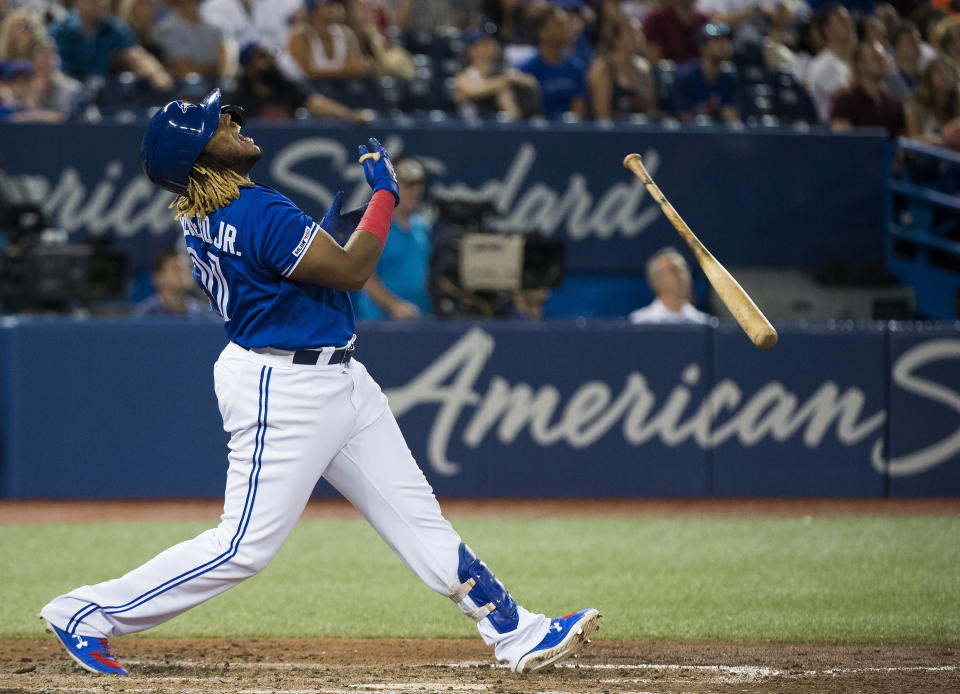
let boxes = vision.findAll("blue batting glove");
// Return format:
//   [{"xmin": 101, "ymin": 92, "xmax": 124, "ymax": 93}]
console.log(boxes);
[
  {"xmin": 320, "ymin": 190, "xmax": 368, "ymax": 245},
  {"xmin": 358, "ymin": 138, "xmax": 399, "ymax": 206}
]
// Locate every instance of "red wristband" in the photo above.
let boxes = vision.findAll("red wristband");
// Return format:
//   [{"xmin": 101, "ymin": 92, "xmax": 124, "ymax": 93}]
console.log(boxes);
[{"xmin": 357, "ymin": 190, "xmax": 395, "ymax": 246}]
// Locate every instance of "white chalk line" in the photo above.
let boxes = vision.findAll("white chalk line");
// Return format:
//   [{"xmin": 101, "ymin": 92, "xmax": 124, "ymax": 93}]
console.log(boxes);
[
  {"xmin": 448, "ymin": 660, "xmax": 960, "ymax": 677},
  {"xmin": 118, "ymin": 659, "xmax": 960, "ymax": 678},
  {"xmin": 6, "ymin": 660, "xmax": 957, "ymax": 694}
]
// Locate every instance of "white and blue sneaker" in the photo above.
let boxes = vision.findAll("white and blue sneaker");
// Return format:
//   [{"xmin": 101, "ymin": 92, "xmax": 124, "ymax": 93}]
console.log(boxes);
[
  {"xmin": 513, "ymin": 608, "xmax": 600, "ymax": 673},
  {"xmin": 42, "ymin": 618, "xmax": 128, "ymax": 675}
]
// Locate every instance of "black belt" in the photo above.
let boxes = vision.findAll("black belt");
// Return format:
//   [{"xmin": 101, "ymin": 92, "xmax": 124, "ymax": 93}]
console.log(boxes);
[{"xmin": 239, "ymin": 344, "xmax": 354, "ymax": 366}]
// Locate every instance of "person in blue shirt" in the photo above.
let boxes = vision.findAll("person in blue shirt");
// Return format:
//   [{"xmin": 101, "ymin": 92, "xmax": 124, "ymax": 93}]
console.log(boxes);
[
  {"xmin": 671, "ymin": 22, "xmax": 740, "ymax": 123},
  {"xmin": 38, "ymin": 88, "xmax": 598, "ymax": 677},
  {"xmin": 355, "ymin": 157, "xmax": 432, "ymax": 320},
  {"xmin": 49, "ymin": 0, "xmax": 172, "ymax": 90},
  {"xmin": 132, "ymin": 247, "xmax": 213, "ymax": 318},
  {"xmin": 519, "ymin": 6, "xmax": 587, "ymax": 120}
]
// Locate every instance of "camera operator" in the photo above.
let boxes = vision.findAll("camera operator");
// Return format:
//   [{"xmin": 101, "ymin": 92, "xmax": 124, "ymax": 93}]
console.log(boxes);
[{"xmin": 355, "ymin": 158, "xmax": 432, "ymax": 320}]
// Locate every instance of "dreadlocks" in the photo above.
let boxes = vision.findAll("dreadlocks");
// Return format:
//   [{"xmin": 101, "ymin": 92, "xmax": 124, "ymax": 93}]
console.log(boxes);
[{"xmin": 170, "ymin": 153, "xmax": 253, "ymax": 220}]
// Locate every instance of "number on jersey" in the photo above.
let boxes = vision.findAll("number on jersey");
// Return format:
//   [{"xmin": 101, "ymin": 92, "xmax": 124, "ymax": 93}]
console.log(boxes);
[{"xmin": 187, "ymin": 248, "xmax": 231, "ymax": 321}]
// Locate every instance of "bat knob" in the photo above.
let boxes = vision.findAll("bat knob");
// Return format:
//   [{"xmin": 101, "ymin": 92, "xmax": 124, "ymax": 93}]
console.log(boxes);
[{"xmin": 358, "ymin": 152, "xmax": 381, "ymax": 164}]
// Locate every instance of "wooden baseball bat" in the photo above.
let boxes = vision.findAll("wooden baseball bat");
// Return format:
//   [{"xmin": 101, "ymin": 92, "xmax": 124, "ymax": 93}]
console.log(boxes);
[{"xmin": 623, "ymin": 153, "xmax": 777, "ymax": 350}]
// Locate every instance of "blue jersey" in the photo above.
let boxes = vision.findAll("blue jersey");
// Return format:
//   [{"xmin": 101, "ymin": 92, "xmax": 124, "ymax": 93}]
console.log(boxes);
[
  {"xmin": 519, "ymin": 52, "xmax": 587, "ymax": 120},
  {"xmin": 182, "ymin": 184, "xmax": 354, "ymax": 350}
]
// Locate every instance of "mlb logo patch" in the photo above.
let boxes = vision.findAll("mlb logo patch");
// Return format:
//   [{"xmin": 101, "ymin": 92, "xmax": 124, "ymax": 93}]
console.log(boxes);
[{"xmin": 293, "ymin": 225, "xmax": 314, "ymax": 257}]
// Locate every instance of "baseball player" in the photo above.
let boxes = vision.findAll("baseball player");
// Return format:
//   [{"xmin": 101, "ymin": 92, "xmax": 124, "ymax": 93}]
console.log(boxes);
[{"xmin": 39, "ymin": 88, "xmax": 599, "ymax": 676}]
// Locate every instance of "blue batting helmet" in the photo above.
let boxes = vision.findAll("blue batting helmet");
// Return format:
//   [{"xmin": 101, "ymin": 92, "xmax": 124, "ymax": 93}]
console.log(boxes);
[{"xmin": 140, "ymin": 88, "xmax": 246, "ymax": 196}]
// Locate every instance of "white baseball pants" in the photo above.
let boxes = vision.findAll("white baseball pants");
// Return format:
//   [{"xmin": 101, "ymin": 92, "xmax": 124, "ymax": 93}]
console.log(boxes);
[{"xmin": 42, "ymin": 343, "xmax": 549, "ymax": 666}]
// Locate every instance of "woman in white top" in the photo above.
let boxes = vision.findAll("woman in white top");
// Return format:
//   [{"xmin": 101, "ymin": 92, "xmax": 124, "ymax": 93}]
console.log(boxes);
[
  {"xmin": 587, "ymin": 16, "xmax": 658, "ymax": 121},
  {"xmin": 287, "ymin": 0, "xmax": 373, "ymax": 81}
]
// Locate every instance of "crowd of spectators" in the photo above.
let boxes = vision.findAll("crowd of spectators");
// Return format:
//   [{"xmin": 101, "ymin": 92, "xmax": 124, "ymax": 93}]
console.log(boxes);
[{"xmin": 0, "ymin": 0, "xmax": 958, "ymax": 139}]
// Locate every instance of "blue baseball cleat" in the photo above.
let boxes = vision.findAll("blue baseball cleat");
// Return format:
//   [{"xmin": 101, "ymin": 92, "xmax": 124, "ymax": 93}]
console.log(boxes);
[
  {"xmin": 42, "ymin": 618, "xmax": 128, "ymax": 675},
  {"xmin": 513, "ymin": 608, "xmax": 601, "ymax": 673}
]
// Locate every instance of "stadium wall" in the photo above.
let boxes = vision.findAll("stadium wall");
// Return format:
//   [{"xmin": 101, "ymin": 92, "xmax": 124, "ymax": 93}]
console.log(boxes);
[
  {"xmin": 0, "ymin": 122, "xmax": 887, "ymax": 277},
  {"xmin": 1, "ymin": 318, "xmax": 957, "ymax": 499}
]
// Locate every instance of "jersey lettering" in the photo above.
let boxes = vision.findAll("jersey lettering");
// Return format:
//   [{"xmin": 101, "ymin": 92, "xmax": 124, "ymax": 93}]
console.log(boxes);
[
  {"xmin": 215, "ymin": 222, "xmax": 240, "ymax": 256},
  {"xmin": 181, "ymin": 217, "xmax": 241, "ymax": 257}
]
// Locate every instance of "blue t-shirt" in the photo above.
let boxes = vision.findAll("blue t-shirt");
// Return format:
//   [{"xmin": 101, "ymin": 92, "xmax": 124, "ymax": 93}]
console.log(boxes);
[
  {"xmin": 50, "ymin": 10, "xmax": 137, "ymax": 80},
  {"xmin": 182, "ymin": 185, "xmax": 354, "ymax": 350},
  {"xmin": 354, "ymin": 214, "xmax": 431, "ymax": 320},
  {"xmin": 672, "ymin": 61, "xmax": 739, "ymax": 120},
  {"xmin": 519, "ymin": 52, "xmax": 587, "ymax": 120}
]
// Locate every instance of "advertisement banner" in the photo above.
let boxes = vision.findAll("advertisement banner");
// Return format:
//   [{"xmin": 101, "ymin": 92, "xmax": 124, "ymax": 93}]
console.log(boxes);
[
  {"xmin": 0, "ymin": 122, "xmax": 887, "ymax": 274},
  {"xmin": 1, "ymin": 319, "xmax": 956, "ymax": 498}
]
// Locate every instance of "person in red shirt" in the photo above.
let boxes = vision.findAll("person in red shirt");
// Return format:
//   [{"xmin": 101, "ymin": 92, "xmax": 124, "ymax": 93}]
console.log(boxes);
[
  {"xmin": 642, "ymin": 0, "xmax": 709, "ymax": 64},
  {"xmin": 830, "ymin": 39, "xmax": 905, "ymax": 138}
]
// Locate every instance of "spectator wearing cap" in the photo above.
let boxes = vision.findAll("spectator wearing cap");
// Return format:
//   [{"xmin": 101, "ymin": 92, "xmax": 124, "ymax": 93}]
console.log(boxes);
[
  {"xmin": 830, "ymin": 40, "xmax": 904, "ymax": 138},
  {"xmin": 804, "ymin": 3, "xmax": 856, "ymax": 122},
  {"xmin": 518, "ymin": 6, "xmax": 587, "ymax": 119},
  {"xmin": 29, "ymin": 37, "xmax": 84, "ymax": 119},
  {"xmin": 151, "ymin": 0, "xmax": 235, "ymax": 81},
  {"xmin": 0, "ymin": 59, "xmax": 65, "ymax": 122},
  {"xmin": 133, "ymin": 248, "xmax": 212, "ymax": 318},
  {"xmin": 286, "ymin": 0, "xmax": 374, "ymax": 82},
  {"xmin": 355, "ymin": 158, "xmax": 433, "ymax": 320},
  {"xmin": 587, "ymin": 14, "xmax": 658, "ymax": 120},
  {"xmin": 642, "ymin": 0, "xmax": 708, "ymax": 64},
  {"xmin": 672, "ymin": 22, "xmax": 740, "ymax": 122},
  {"xmin": 48, "ymin": 0, "xmax": 173, "ymax": 92},
  {"xmin": 454, "ymin": 28, "xmax": 538, "ymax": 120},
  {"xmin": 227, "ymin": 42, "xmax": 368, "ymax": 121},
  {"xmin": 199, "ymin": 0, "xmax": 304, "ymax": 54}
]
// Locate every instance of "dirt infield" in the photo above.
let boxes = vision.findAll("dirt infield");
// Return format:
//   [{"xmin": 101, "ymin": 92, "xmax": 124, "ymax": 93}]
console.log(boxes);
[
  {"xmin": 3, "ymin": 499, "xmax": 957, "ymax": 692},
  {"xmin": 1, "ymin": 637, "xmax": 957, "ymax": 694}
]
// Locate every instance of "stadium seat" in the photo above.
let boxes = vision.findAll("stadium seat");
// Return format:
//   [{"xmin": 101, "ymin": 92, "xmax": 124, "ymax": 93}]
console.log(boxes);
[
  {"xmin": 769, "ymin": 71, "xmax": 819, "ymax": 124},
  {"xmin": 653, "ymin": 60, "xmax": 676, "ymax": 114}
]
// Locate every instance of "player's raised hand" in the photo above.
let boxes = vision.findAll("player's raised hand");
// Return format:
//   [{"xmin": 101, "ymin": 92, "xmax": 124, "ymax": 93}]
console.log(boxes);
[
  {"xmin": 320, "ymin": 190, "xmax": 368, "ymax": 245},
  {"xmin": 357, "ymin": 138, "xmax": 399, "ymax": 206}
]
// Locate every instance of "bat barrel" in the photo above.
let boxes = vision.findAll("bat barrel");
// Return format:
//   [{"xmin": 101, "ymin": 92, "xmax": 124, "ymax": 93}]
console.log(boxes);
[{"xmin": 622, "ymin": 152, "xmax": 778, "ymax": 351}]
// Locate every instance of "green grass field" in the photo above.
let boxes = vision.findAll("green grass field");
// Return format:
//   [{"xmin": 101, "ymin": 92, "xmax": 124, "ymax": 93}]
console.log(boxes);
[{"xmin": 3, "ymin": 514, "xmax": 958, "ymax": 643}]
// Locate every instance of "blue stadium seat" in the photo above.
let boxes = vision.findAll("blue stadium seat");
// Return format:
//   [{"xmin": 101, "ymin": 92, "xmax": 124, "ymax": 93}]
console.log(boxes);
[
  {"xmin": 399, "ymin": 75, "xmax": 434, "ymax": 113},
  {"xmin": 402, "ymin": 30, "xmax": 460, "ymax": 62},
  {"xmin": 94, "ymin": 72, "xmax": 169, "ymax": 115},
  {"xmin": 653, "ymin": 60, "xmax": 676, "ymax": 114},
  {"xmin": 769, "ymin": 71, "xmax": 819, "ymax": 124},
  {"xmin": 312, "ymin": 79, "xmax": 385, "ymax": 111},
  {"xmin": 378, "ymin": 76, "xmax": 406, "ymax": 111}
]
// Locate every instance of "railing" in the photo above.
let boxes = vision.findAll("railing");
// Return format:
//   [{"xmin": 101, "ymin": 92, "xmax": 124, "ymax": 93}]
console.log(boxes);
[{"xmin": 888, "ymin": 138, "xmax": 960, "ymax": 319}]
